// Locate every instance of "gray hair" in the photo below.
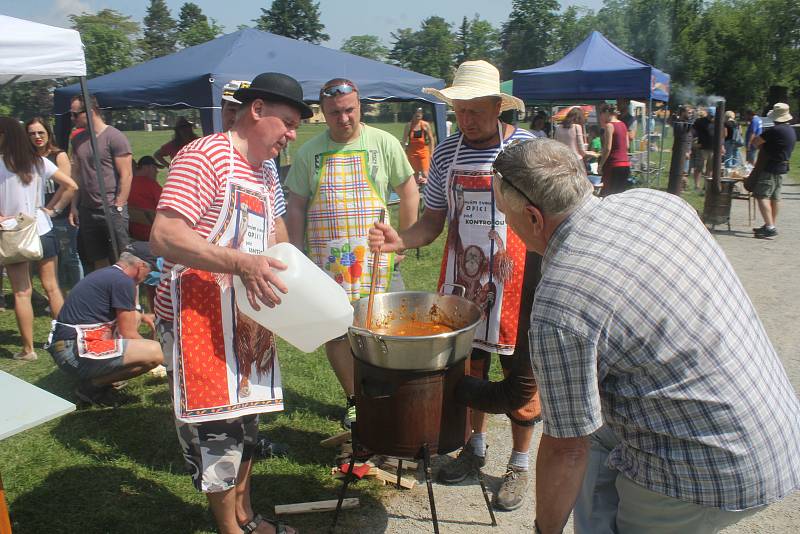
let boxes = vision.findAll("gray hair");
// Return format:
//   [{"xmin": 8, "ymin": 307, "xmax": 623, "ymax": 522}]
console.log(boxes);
[
  {"xmin": 118, "ymin": 251, "xmax": 145, "ymax": 267},
  {"xmin": 493, "ymin": 138, "xmax": 592, "ymax": 215}
]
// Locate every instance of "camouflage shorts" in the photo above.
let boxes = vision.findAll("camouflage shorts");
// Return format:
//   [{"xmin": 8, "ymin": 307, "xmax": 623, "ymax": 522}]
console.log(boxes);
[{"xmin": 158, "ymin": 319, "xmax": 259, "ymax": 493}]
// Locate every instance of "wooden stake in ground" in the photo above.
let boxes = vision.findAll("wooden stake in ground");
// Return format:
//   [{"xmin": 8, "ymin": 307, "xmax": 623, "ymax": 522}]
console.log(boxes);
[{"xmin": 320, "ymin": 430, "xmax": 350, "ymax": 448}]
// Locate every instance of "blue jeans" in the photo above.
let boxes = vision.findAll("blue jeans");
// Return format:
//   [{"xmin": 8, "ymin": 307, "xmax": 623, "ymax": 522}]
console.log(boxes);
[
  {"xmin": 724, "ymin": 140, "xmax": 740, "ymax": 168},
  {"xmin": 52, "ymin": 217, "xmax": 83, "ymax": 288}
]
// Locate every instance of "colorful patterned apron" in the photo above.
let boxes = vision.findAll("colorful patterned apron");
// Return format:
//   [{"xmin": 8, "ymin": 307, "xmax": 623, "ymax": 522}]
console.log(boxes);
[
  {"xmin": 170, "ymin": 133, "xmax": 283, "ymax": 423},
  {"xmin": 305, "ymin": 132, "xmax": 393, "ymax": 302},
  {"xmin": 438, "ymin": 124, "xmax": 528, "ymax": 355}
]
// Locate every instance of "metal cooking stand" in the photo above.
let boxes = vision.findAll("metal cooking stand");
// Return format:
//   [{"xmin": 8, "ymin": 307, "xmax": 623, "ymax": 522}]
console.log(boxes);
[{"xmin": 329, "ymin": 421, "xmax": 497, "ymax": 534}]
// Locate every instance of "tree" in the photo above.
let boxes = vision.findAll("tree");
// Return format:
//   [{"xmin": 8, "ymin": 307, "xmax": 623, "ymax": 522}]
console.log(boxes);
[
  {"xmin": 140, "ymin": 0, "xmax": 177, "ymax": 60},
  {"xmin": 70, "ymin": 9, "xmax": 140, "ymax": 76},
  {"xmin": 177, "ymin": 2, "xmax": 224, "ymax": 48},
  {"xmin": 341, "ymin": 35, "xmax": 388, "ymax": 61},
  {"xmin": 552, "ymin": 6, "xmax": 595, "ymax": 60},
  {"xmin": 389, "ymin": 17, "xmax": 457, "ymax": 82},
  {"xmin": 254, "ymin": 0, "xmax": 329, "ymax": 43},
  {"xmin": 456, "ymin": 15, "xmax": 501, "ymax": 65},
  {"xmin": 500, "ymin": 0, "xmax": 561, "ymax": 78}
]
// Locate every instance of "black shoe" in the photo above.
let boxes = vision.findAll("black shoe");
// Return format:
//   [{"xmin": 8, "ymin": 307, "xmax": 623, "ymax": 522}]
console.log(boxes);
[
  {"xmin": 341, "ymin": 396, "xmax": 356, "ymax": 430},
  {"xmin": 74, "ymin": 382, "xmax": 114, "ymax": 406},
  {"xmin": 755, "ymin": 226, "xmax": 778, "ymax": 239},
  {"xmin": 753, "ymin": 224, "xmax": 767, "ymax": 233}
]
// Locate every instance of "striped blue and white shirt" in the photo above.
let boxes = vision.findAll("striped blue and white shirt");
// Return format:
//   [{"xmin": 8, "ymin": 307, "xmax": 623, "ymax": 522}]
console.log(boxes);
[
  {"xmin": 531, "ymin": 189, "xmax": 800, "ymax": 510},
  {"xmin": 424, "ymin": 127, "xmax": 536, "ymax": 210}
]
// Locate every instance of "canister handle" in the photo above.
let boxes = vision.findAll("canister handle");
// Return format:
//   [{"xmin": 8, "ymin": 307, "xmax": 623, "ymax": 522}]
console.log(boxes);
[{"xmin": 440, "ymin": 282, "xmax": 466, "ymax": 296}]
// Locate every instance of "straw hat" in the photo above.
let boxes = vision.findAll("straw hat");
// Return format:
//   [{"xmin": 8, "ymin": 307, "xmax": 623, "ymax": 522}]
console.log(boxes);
[
  {"xmin": 767, "ymin": 102, "xmax": 792, "ymax": 123},
  {"xmin": 423, "ymin": 60, "xmax": 525, "ymax": 113}
]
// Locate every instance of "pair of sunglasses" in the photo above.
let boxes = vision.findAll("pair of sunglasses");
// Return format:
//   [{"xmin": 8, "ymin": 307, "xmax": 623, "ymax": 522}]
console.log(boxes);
[
  {"xmin": 70, "ymin": 109, "xmax": 85, "ymax": 118},
  {"xmin": 492, "ymin": 139, "xmax": 541, "ymax": 211},
  {"xmin": 320, "ymin": 82, "xmax": 356, "ymax": 98}
]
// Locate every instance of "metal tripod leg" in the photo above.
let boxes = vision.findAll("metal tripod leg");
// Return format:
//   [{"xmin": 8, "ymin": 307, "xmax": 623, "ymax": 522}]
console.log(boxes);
[
  {"xmin": 329, "ymin": 444, "xmax": 358, "ymax": 533},
  {"xmin": 476, "ymin": 466, "xmax": 498, "ymax": 526},
  {"xmin": 396, "ymin": 459, "xmax": 403, "ymax": 489},
  {"xmin": 421, "ymin": 444, "xmax": 440, "ymax": 534}
]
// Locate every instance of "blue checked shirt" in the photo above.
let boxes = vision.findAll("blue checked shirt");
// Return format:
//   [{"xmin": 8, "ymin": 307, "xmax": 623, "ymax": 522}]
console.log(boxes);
[{"xmin": 530, "ymin": 189, "xmax": 800, "ymax": 510}]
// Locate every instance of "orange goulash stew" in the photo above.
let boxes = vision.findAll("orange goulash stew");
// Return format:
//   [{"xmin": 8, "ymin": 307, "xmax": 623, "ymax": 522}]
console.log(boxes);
[{"xmin": 372, "ymin": 321, "xmax": 454, "ymax": 336}]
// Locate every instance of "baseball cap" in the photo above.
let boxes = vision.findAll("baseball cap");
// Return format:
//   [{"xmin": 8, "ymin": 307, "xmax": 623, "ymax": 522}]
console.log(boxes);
[
  {"xmin": 124, "ymin": 241, "xmax": 159, "ymax": 271},
  {"xmin": 222, "ymin": 80, "xmax": 250, "ymax": 104}
]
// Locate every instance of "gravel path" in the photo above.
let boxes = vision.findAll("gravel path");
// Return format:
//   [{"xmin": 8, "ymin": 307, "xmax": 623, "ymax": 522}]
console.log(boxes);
[{"xmin": 358, "ymin": 180, "xmax": 800, "ymax": 534}]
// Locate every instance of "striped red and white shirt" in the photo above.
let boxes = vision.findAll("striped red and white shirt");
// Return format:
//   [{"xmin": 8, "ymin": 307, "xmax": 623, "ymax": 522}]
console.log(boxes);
[{"xmin": 154, "ymin": 133, "xmax": 285, "ymax": 321}]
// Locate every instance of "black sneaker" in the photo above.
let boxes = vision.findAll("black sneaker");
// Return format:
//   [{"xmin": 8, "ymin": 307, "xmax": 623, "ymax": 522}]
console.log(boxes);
[
  {"xmin": 754, "ymin": 226, "xmax": 778, "ymax": 239},
  {"xmin": 753, "ymin": 224, "xmax": 767, "ymax": 233},
  {"xmin": 341, "ymin": 396, "xmax": 356, "ymax": 430}
]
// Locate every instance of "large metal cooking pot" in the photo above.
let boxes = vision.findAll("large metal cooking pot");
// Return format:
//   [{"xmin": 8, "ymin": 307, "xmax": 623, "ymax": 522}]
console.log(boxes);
[{"xmin": 348, "ymin": 291, "xmax": 483, "ymax": 371}]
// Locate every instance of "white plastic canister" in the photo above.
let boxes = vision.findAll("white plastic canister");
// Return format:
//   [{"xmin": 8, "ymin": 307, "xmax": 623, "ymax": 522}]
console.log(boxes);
[{"xmin": 233, "ymin": 242, "xmax": 353, "ymax": 353}]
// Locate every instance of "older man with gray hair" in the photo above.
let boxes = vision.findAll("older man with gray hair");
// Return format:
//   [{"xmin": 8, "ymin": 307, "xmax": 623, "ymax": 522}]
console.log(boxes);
[{"xmin": 490, "ymin": 138, "xmax": 800, "ymax": 533}]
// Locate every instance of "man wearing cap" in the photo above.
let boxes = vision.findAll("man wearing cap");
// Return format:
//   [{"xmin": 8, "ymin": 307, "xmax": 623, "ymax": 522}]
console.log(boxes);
[
  {"xmin": 46, "ymin": 241, "xmax": 164, "ymax": 405},
  {"xmin": 284, "ymin": 78, "xmax": 419, "ymax": 429},
  {"xmin": 750, "ymin": 102, "xmax": 796, "ymax": 239},
  {"xmin": 221, "ymin": 80, "xmax": 248, "ymax": 132},
  {"xmin": 150, "ymin": 72, "xmax": 308, "ymax": 534},
  {"xmin": 127, "ymin": 156, "xmax": 163, "ymax": 241},
  {"xmin": 368, "ymin": 60, "xmax": 541, "ymax": 511},
  {"xmin": 488, "ymin": 137, "xmax": 800, "ymax": 534}
]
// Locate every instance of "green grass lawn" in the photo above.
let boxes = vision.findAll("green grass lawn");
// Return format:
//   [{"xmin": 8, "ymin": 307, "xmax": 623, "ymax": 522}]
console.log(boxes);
[{"xmin": 2, "ymin": 120, "xmax": 797, "ymax": 533}]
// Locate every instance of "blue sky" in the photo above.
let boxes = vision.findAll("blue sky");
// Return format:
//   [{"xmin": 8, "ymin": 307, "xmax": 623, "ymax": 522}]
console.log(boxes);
[{"xmin": 5, "ymin": 0, "xmax": 604, "ymax": 49}]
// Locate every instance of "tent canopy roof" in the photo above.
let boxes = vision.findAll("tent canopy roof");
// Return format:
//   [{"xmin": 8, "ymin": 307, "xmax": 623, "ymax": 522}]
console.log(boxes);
[
  {"xmin": 512, "ymin": 31, "xmax": 670, "ymax": 102},
  {"xmin": 0, "ymin": 15, "xmax": 86, "ymax": 84},
  {"xmin": 54, "ymin": 28, "xmax": 444, "ymax": 113}
]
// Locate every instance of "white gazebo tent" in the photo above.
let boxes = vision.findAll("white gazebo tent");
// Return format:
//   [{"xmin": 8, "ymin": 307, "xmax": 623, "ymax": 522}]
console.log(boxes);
[{"xmin": 0, "ymin": 15, "xmax": 120, "ymax": 258}]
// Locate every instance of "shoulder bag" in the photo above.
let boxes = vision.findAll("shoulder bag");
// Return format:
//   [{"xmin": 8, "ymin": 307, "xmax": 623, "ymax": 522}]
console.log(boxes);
[{"xmin": 0, "ymin": 213, "xmax": 43, "ymax": 264}]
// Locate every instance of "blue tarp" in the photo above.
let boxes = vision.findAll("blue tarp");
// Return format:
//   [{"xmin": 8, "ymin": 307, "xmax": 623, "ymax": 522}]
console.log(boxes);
[
  {"xmin": 512, "ymin": 32, "xmax": 670, "ymax": 103},
  {"xmin": 54, "ymin": 28, "xmax": 446, "ymax": 139}
]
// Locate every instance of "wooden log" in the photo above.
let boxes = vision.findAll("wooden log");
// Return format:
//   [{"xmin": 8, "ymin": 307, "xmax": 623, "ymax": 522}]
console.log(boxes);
[
  {"xmin": 381, "ymin": 458, "xmax": 418, "ymax": 470},
  {"xmin": 275, "ymin": 498, "xmax": 359, "ymax": 516},
  {"xmin": 374, "ymin": 468, "xmax": 416, "ymax": 489},
  {"xmin": 319, "ymin": 431, "xmax": 351, "ymax": 448}
]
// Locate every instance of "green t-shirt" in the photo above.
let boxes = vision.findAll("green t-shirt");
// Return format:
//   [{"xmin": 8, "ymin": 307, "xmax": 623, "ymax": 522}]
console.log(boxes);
[
  {"xmin": 590, "ymin": 136, "xmax": 602, "ymax": 152},
  {"xmin": 285, "ymin": 124, "xmax": 413, "ymax": 203}
]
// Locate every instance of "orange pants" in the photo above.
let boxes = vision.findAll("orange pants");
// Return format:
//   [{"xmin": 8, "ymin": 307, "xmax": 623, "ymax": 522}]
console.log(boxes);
[{"xmin": 406, "ymin": 147, "xmax": 430, "ymax": 175}]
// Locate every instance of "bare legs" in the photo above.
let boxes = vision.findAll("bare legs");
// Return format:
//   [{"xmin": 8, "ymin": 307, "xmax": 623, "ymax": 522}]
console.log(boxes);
[
  {"xmin": 6, "ymin": 262, "xmax": 34, "ymax": 354},
  {"xmin": 38, "ymin": 257, "xmax": 64, "ymax": 317},
  {"xmin": 326, "ymin": 337, "xmax": 354, "ymax": 397}
]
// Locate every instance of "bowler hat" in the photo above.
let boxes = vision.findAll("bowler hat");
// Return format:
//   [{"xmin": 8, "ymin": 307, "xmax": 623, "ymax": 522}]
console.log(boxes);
[{"xmin": 234, "ymin": 73, "xmax": 313, "ymax": 119}]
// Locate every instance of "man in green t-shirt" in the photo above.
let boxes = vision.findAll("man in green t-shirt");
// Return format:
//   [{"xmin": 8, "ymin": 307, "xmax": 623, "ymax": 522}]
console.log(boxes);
[{"xmin": 285, "ymin": 78, "xmax": 419, "ymax": 428}]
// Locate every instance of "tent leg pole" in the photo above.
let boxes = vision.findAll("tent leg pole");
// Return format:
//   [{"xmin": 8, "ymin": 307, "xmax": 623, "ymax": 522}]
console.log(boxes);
[
  {"xmin": 79, "ymin": 76, "xmax": 120, "ymax": 262},
  {"xmin": 658, "ymin": 105, "xmax": 668, "ymax": 188}
]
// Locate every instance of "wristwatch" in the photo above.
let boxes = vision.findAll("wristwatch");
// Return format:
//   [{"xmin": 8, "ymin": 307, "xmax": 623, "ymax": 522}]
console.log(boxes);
[
  {"xmin": 115, "ymin": 205, "xmax": 124, "ymax": 213},
  {"xmin": 52, "ymin": 207, "xmax": 62, "ymax": 215}
]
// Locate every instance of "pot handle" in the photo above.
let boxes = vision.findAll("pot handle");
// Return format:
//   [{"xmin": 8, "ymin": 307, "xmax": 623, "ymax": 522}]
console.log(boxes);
[
  {"xmin": 361, "ymin": 376, "xmax": 397, "ymax": 399},
  {"xmin": 440, "ymin": 282, "xmax": 466, "ymax": 296},
  {"xmin": 349, "ymin": 327, "xmax": 389, "ymax": 355}
]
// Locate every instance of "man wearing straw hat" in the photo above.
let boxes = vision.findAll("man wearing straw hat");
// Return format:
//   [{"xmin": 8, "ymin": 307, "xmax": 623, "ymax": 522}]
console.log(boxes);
[
  {"xmin": 368, "ymin": 60, "xmax": 541, "ymax": 511},
  {"xmin": 749, "ymin": 102, "xmax": 796, "ymax": 239}
]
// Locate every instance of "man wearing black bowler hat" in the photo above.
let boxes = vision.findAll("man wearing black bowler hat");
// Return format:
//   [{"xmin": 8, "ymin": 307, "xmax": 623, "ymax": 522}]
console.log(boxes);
[{"xmin": 151, "ymin": 72, "xmax": 310, "ymax": 534}]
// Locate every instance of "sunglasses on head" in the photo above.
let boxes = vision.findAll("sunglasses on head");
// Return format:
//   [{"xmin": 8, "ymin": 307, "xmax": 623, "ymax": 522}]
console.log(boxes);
[
  {"xmin": 321, "ymin": 82, "xmax": 356, "ymax": 98},
  {"xmin": 492, "ymin": 140, "xmax": 541, "ymax": 211}
]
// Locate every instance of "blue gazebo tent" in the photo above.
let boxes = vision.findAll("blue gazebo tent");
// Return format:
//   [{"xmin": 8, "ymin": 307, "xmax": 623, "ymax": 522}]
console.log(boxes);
[
  {"xmin": 511, "ymin": 31, "xmax": 670, "ymax": 103},
  {"xmin": 54, "ymin": 28, "xmax": 447, "ymax": 143},
  {"xmin": 512, "ymin": 31, "xmax": 671, "ymax": 184}
]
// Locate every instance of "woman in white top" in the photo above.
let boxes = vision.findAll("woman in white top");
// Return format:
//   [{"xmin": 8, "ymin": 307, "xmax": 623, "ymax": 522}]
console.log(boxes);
[
  {"xmin": 0, "ymin": 117, "xmax": 77, "ymax": 361},
  {"xmin": 554, "ymin": 107, "xmax": 588, "ymax": 160}
]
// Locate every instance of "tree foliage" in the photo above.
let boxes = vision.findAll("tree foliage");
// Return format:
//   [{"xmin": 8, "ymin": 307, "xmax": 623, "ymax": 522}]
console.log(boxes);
[
  {"xmin": 389, "ymin": 17, "xmax": 458, "ymax": 82},
  {"xmin": 456, "ymin": 15, "xmax": 501, "ymax": 65},
  {"xmin": 177, "ymin": 2, "xmax": 224, "ymax": 48},
  {"xmin": 500, "ymin": 0, "xmax": 561, "ymax": 78},
  {"xmin": 140, "ymin": 0, "xmax": 177, "ymax": 60},
  {"xmin": 341, "ymin": 35, "xmax": 388, "ymax": 61},
  {"xmin": 70, "ymin": 9, "xmax": 140, "ymax": 76},
  {"xmin": 254, "ymin": 0, "xmax": 329, "ymax": 43}
]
